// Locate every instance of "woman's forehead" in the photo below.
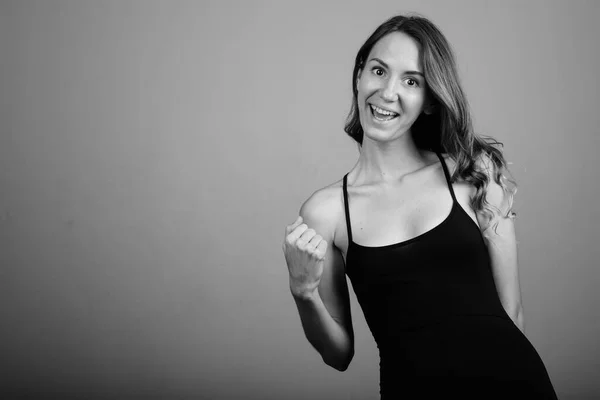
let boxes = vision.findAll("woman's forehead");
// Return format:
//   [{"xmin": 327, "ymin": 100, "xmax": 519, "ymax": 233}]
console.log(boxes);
[{"xmin": 368, "ymin": 32, "xmax": 422, "ymax": 71}]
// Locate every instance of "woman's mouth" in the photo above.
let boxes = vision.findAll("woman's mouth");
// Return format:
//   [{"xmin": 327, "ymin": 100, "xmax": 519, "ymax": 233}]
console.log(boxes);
[{"xmin": 369, "ymin": 104, "xmax": 399, "ymax": 122}]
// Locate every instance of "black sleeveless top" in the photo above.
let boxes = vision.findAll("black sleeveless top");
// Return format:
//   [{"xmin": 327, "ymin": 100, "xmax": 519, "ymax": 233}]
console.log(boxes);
[
  {"xmin": 340, "ymin": 152, "xmax": 558, "ymax": 399},
  {"xmin": 342, "ymin": 152, "xmax": 511, "ymax": 336}
]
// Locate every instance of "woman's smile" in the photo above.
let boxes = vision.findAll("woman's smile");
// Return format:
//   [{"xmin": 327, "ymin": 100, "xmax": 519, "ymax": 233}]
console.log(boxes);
[{"xmin": 369, "ymin": 103, "xmax": 400, "ymax": 123}]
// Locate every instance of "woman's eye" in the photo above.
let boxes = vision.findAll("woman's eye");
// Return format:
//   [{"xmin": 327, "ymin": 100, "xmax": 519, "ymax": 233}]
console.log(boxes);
[
  {"xmin": 406, "ymin": 78, "xmax": 419, "ymax": 87},
  {"xmin": 372, "ymin": 67, "xmax": 384, "ymax": 77}
]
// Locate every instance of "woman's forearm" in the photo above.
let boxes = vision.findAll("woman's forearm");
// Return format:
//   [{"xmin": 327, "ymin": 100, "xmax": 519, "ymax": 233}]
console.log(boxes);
[{"xmin": 292, "ymin": 289, "xmax": 354, "ymax": 371}]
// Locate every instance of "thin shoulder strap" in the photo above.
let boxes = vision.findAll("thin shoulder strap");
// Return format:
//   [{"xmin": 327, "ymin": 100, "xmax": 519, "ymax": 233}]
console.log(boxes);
[
  {"xmin": 342, "ymin": 173, "xmax": 353, "ymax": 244},
  {"xmin": 436, "ymin": 152, "xmax": 457, "ymax": 203}
]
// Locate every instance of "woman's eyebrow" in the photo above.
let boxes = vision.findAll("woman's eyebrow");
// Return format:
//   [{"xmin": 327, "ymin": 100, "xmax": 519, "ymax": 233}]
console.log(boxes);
[{"xmin": 369, "ymin": 57, "xmax": 424, "ymax": 77}]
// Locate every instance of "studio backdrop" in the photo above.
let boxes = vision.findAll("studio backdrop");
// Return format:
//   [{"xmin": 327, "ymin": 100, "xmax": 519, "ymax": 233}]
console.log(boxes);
[{"xmin": 1, "ymin": 1, "xmax": 599, "ymax": 399}]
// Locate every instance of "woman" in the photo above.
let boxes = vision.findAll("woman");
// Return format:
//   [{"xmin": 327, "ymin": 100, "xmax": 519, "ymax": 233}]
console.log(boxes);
[{"xmin": 282, "ymin": 14, "xmax": 558, "ymax": 399}]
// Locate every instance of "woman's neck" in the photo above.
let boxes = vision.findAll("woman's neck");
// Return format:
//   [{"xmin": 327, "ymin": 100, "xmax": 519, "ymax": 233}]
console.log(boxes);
[{"xmin": 352, "ymin": 134, "xmax": 429, "ymax": 185}]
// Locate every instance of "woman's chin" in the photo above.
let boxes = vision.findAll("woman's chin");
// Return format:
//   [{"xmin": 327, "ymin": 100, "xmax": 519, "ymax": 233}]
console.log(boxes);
[{"xmin": 363, "ymin": 129, "xmax": 406, "ymax": 143}]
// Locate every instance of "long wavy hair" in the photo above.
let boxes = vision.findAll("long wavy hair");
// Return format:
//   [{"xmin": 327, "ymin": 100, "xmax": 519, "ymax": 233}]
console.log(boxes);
[{"xmin": 344, "ymin": 14, "xmax": 517, "ymax": 234}]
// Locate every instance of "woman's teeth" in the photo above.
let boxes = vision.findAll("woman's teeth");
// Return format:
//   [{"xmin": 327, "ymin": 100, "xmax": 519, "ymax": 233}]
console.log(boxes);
[{"xmin": 370, "ymin": 105, "xmax": 399, "ymax": 121}]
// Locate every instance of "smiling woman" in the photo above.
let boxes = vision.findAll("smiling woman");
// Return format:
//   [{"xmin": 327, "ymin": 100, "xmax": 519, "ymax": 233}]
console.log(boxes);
[
  {"xmin": 282, "ymin": 14, "xmax": 558, "ymax": 399},
  {"xmin": 356, "ymin": 33, "xmax": 431, "ymax": 144}
]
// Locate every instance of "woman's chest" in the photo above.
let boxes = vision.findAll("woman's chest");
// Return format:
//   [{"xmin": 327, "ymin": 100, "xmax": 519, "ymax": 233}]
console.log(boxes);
[{"xmin": 335, "ymin": 180, "xmax": 479, "ymax": 263}]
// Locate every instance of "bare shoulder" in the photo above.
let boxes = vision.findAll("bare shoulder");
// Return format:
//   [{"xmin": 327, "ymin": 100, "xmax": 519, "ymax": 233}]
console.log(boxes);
[
  {"xmin": 436, "ymin": 151, "xmax": 483, "ymax": 227},
  {"xmin": 438, "ymin": 151, "xmax": 478, "ymax": 191},
  {"xmin": 441, "ymin": 150, "xmax": 498, "ymax": 176},
  {"xmin": 437, "ymin": 151, "xmax": 460, "ymax": 177},
  {"xmin": 440, "ymin": 151, "xmax": 514, "ymax": 226},
  {"xmin": 299, "ymin": 178, "xmax": 345, "ymax": 240}
]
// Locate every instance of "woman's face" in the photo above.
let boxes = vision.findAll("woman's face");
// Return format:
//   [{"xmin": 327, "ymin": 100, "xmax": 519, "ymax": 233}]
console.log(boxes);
[{"xmin": 356, "ymin": 31, "xmax": 431, "ymax": 143}]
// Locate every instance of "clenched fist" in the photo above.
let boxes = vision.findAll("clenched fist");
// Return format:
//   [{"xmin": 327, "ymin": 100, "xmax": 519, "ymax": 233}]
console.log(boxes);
[{"xmin": 282, "ymin": 216, "xmax": 328, "ymax": 298}]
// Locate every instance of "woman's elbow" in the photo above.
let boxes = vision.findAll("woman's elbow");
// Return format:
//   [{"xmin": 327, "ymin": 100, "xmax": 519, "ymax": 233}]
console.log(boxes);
[{"xmin": 323, "ymin": 346, "xmax": 354, "ymax": 371}]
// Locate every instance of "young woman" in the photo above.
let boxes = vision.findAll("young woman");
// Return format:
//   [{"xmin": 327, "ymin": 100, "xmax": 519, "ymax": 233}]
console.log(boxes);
[{"xmin": 282, "ymin": 14, "xmax": 558, "ymax": 399}]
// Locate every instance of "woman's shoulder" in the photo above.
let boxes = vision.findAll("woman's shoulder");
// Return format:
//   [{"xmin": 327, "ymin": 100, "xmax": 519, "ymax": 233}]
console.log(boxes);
[
  {"xmin": 437, "ymin": 150, "xmax": 491, "ymax": 181},
  {"xmin": 298, "ymin": 178, "xmax": 345, "ymax": 238},
  {"xmin": 437, "ymin": 151, "xmax": 459, "ymax": 177},
  {"xmin": 437, "ymin": 150, "xmax": 504, "ymax": 200},
  {"xmin": 439, "ymin": 149, "xmax": 500, "ymax": 175}
]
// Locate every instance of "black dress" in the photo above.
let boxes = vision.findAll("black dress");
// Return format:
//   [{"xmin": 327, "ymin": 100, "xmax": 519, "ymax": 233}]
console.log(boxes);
[{"xmin": 342, "ymin": 152, "xmax": 558, "ymax": 399}]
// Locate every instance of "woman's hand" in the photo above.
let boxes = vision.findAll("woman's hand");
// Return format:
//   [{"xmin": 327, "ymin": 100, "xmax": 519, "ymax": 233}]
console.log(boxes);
[{"xmin": 282, "ymin": 216, "xmax": 328, "ymax": 299}]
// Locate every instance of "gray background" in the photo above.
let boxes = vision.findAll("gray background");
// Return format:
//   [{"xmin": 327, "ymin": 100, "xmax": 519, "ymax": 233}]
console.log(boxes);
[{"xmin": 1, "ymin": 0, "xmax": 599, "ymax": 399}]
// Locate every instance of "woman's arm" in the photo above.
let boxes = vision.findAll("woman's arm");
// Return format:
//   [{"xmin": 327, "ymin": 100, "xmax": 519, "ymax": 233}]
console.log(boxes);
[
  {"xmin": 284, "ymin": 189, "xmax": 354, "ymax": 371},
  {"xmin": 474, "ymin": 154, "xmax": 525, "ymax": 333}
]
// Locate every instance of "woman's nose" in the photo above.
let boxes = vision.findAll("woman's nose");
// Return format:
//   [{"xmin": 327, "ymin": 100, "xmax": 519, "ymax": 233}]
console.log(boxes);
[{"xmin": 381, "ymin": 79, "xmax": 400, "ymax": 101}]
